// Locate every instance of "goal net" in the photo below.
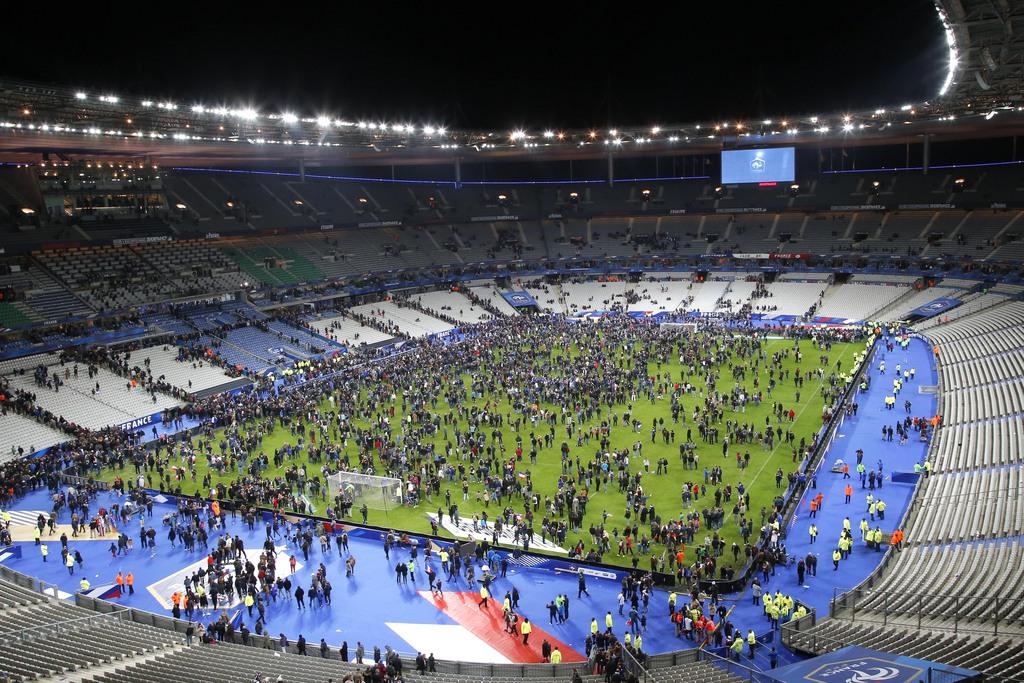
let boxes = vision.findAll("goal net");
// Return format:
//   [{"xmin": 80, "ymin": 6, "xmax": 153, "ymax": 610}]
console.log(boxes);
[
  {"xmin": 660, "ymin": 321, "xmax": 698, "ymax": 334},
  {"xmin": 327, "ymin": 470, "xmax": 404, "ymax": 511}
]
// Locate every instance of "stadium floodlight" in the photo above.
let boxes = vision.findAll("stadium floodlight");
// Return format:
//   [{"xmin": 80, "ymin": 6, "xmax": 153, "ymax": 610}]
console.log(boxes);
[
  {"xmin": 762, "ymin": 119, "xmax": 772, "ymax": 125},
  {"xmin": 984, "ymin": 110, "xmax": 997, "ymax": 120},
  {"xmin": 609, "ymin": 128, "xmax": 618, "ymax": 136},
  {"xmin": 651, "ymin": 126, "xmax": 661, "ymax": 134},
  {"xmin": 159, "ymin": 102, "xmax": 177, "ymax": 110},
  {"xmin": 936, "ymin": 4, "xmax": 960, "ymax": 96},
  {"xmin": 281, "ymin": 112, "xmax": 299, "ymax": 124},
  {"xmin": 809, "ymin": 116, "xmax": 818, "ymax": 123},
  {"xmin": 391, "ymin": 123, "xmax": 404, "ymax": 132},
  {"xmin": 192, "ymin": 105, "xmax": 206, "ymax": 114},
  {"xmin": 235, "ymin": 108, "xmax": 258, "ymax": 120},
  {"xmin": 20, "ymin": 207, "xmax": 35, "ymax": 215},
  {"xmin": 543, "ymin": 130, "xmax": 555, "ymax": 138},
  {"xmin": 316, "ymin": 116, "xmax": 332, "ymax": 127},
  {"xmin": 842, "ymin": 123, "xmax": 853, "ymax": 132},
  {"xmin": 668, "ymin": 135, "xmax": 679, "ymax": 142},
  {"xmin": 377, "ymin": 122, "xmax": 388, "ymax": 130},
  {"xmin": 175, "ymin": 202, "xmax": 187, "ymax": 210},
  {"xmin": 900, "ymin": 104, "xmax": 913, "ymax": 111},
  {"xmin": 510, "ymin": 129, "xmax": 526, "ymax": 140},
  {"xmin": 788, "ymin": 128, "xmax": 798, "ymax": 135},
  {"xmin": 436, "ymin": 126, "xmax": 447, "ymax": 135},
  {"xmin": 612, "ymin": 138, "xmax": 623, "ymax": 146},
  {"xmin": 423, "ymin": 125, "xmax": 436, "ymax": 135},
  {"xmin": 357, "ymin": 121, "xmax": 368, "ymax": 129},
  {"xmin": 74, "ymin": 92, "xmax": 87, "ymax": 100},
  {"xmin": 99, "ymin": 95, "xmax": 119, "ymax": 103},
  {"xmin": 842, "ymin": 114, "xmax": 852, "ymax": 123}
]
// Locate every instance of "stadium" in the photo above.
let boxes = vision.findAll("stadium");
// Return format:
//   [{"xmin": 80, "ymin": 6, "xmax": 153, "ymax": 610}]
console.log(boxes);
[{"xmin": 0, "ymin": 2, "xmax": 1022, "ymax": 682}]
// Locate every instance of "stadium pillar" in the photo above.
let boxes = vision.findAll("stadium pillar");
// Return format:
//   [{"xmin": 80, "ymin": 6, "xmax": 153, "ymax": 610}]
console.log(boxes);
[
  {"xmin": 454, "ymin": 157, "xmax": 462, "ymax": 189},
  {"xmin": 922, "ymin": 134, "xmax": 931, "ymax": 175},
  {"xmin": 299, "ymin": 159, "xmax": 306, "ymax": 182},
  {"xmin": 607, "ymin": 153, "xmax": 614, "ymax": 186}
]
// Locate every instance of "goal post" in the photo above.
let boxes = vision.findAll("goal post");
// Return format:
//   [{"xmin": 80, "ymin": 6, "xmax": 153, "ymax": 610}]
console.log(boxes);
[
  {"xmin": 660, "ymin": 321, "xmax": 698, "ymax": 333},
  {"xmin": 327, "ymin": 470, "xmax": 404, "ymax": 513}
]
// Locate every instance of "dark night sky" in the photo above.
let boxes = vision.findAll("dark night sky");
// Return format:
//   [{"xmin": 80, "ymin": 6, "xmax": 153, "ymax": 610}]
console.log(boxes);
[{"xmin": 4, "ymin": 2, "xmax": 946, "ymax": 130}]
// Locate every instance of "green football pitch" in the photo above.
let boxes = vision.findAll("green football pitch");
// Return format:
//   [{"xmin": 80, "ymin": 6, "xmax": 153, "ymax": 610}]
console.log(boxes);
[{"xmin": 96, "ymin": 333, "xmax": 858, "ymax": 571}]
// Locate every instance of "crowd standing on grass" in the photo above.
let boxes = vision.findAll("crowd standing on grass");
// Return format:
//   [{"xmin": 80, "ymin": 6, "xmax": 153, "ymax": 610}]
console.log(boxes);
[
  {"xmin": 3, "ymin": 316, "xmax": 864, "ymax": 577},
  {"xmin": 1, "ymin": 314, "xmax": 901, "ymax": 677}
]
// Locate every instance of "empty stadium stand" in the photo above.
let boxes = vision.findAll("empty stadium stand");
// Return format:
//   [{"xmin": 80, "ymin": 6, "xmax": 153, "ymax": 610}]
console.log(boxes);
[
  {"xmin": 1, "ymin": 353, "xmax": 181, "ymax": 431},
  {"xmin": 793, "ymin": 299, "xmax": 1024, "ymax": 682},
  {"xmin": 348, "ymin": 301, "xmax": 453, "ymax": 338},
  {"xmin": 0, "ymin": 577, "xmax": 182, "ymax": 682}
]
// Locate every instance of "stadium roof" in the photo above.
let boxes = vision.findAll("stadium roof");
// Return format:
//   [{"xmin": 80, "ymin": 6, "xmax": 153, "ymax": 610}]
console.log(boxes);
[
  {"xmin": 2, "ymin": 8, "xmax": 1024, "ymax": 172},
  {"xmin": 935, "ymin": 0, "xmax": 1024, "ymax": 104}
]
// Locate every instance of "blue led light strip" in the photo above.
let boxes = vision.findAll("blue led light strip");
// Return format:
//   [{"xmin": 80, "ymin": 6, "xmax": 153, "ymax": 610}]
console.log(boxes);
[
  {"xmin": 171, "ymin": 166, "xmax": 709, "ymax": 185},
  {"xmin": 822, "ymin": 160, "xmax": 1024, "ymax": 174}
]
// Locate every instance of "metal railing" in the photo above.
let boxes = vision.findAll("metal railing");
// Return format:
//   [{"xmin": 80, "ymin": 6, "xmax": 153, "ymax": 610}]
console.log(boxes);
[
  {"xmin": 0, "ymin": 564, "xmax": 63, "ymax": 603},
  {"xmin": 58, "ymin": 471, "xmax": 112, "ymax": 491},
  {"xmin": 622, "ymin": 644, "xmax": 650, "ymax": 683},
  {"xmin": 693, "ymin": 645, "xmax": 775, "ymax": 683},
  {"xmin": 779, "ymin": 608, "xmax": 817, "ymax": 650},
  {"xmin": 829, "ymin": 587, "xmax": 1018, "ymax": 636},
  {"xmin": 0, "ymin": 608, "xmax": 132, "ymax": 645}
]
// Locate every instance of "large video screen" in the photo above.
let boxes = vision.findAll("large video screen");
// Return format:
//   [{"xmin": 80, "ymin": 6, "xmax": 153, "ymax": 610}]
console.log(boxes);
[{"xmin": 721, "ymin": 147, "xmax": 795, "ymax": 184}]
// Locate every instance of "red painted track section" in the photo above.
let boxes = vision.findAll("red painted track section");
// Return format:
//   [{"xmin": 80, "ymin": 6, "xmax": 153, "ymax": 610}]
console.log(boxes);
[{"xmin": 419, "ymin": 590, "xmax": 586, "ymax": 663}]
